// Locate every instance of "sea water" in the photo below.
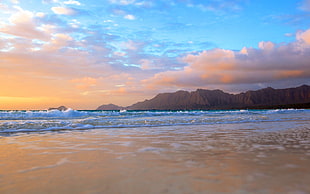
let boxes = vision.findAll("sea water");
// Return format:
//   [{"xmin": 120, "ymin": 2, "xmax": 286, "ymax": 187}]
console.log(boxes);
[
  {"xmin": 0, "ymin": 109, "xmax": 308, "ymax": 133},
  {"xmin": 0, "ymin": 109, "xmax": 310, "ymax": 193}
]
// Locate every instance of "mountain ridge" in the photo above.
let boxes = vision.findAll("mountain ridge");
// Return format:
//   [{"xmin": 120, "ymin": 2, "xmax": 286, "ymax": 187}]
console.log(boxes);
[{"xmin": 96, "ymin": 85, "xmax": 310, "ymax": 110}]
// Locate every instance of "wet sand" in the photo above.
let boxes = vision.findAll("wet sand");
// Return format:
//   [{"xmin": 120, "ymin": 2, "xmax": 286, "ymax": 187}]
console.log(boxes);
[{"xmin": 1, "ymin": 120, "xmax": 310, "ymax": 194}]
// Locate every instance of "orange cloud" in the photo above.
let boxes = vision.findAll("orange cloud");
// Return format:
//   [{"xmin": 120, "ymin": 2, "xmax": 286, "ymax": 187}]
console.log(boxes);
[
  {"xmin": 183, "ymin": 49, "xmax": 235, "ymax": 71},
  {"xmin": 71, "ymin": 77, "xmax": 98, "ymax": 90},
  {"xmin": 144, "ymin": 30, "xmax": 310, "ymax": 90},
  {"xmin": 297, "ymin": 29, "xmax": 310, "ymax": 45},
  {"xmin": 276, "ymin": 70, "xmax": 305, "ymax": 79}
]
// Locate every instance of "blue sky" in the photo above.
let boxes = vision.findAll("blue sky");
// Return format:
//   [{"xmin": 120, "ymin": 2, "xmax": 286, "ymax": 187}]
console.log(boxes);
[
  {"xmin": 6, "ymin": 0, "xmax": 308, "ymax": 50},
  {"xmin": 0, "ymin": 0, "xmax": 310, "ymax": 109}
]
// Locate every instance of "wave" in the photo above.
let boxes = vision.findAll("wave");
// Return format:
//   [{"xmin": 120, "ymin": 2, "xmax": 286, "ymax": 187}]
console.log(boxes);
[
  {"xmin": 0, "ymin": 109, "xmax": 126, "ymax": 120},
  {"xmin": 0, "ymin": 109, "xmax": 308, "ymax": 134}
]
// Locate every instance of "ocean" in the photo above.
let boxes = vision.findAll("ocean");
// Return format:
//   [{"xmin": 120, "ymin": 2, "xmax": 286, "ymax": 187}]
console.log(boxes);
[{"xmin": 1, "ymin": 109, "xmax": 310, "ymax": 193}]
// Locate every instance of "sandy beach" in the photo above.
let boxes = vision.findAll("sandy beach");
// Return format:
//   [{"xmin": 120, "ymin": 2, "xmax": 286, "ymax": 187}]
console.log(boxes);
[{"xmin": 1, "ymin": 119, "xmax": 310, "ymax": 194}]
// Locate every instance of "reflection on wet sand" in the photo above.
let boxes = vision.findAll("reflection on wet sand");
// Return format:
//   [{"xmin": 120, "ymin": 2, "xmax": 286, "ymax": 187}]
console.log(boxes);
[{"xmin": 1, "ymin": 121, "xmax": 310, "ymax": 193}]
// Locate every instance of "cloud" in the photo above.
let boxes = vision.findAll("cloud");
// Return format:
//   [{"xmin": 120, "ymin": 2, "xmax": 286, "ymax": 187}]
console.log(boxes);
[
  {"xmin": 1, "ymin": 0, "xmax": 309, "ymax": 109},
  {"xmin": 0, "ymin": 2, "xmax": 161, "ymax": 108},
  {"xmin": 0, "ymin": 3, "xmax": 8, "ymax": 10},
  {"xmin": 165, "ymin": 0, "xmax": 245, "ymax": 13},
  {"xmin": 51, "ymin": 6, "xmax": 77, "ymax": 15},
  {"xmin": 258, "ymin": 41, "xmax": 275, "ymax": 50},
  {"xmin": 0, "ymin": 39, "xmax": 110, "ymax": 108},
  {"xmin": 144, "ymin": 29, "xmax": 310, "ymax": 90},
  {"xmin": 124, "ymin": 14, "xmax": 136, "ymax": 20},
  {"xmin": 36, "ymin": 12, "xmax": 46, "ymax": 18},
  {"xmin": 107, "ymin": 0, "xmax": 244, "ymax": 12},
  {"xmin": 114, "ymin": 51, "xmax": 127, "ymax": 56},
  {"xmin": 110, "ymin": 8, "xmax": 137, "ymax": 20},
  {"xmin": 10, "ymin": 0, "xmax": 19, "ymax": 4},
  {"xmin": 71, "ymin": 77, "xmax": 97, "ymax": 90},
  {"xmin": 42, "ymin": 0, "xmax": 59, "ymax": 3},
  {"xmin": 109, "ymin": 0, "xmax": 136, "ymax": 5},
  {"xmin": 0, "ymin": 14, "xmax": 153, "ymax": 107},
  {"xmin": 43, "ymin": 33, "xmax": 73, "ymax": 51},
  {"xmin": 0, "ymin": 8, "xmax": 50, "ymax": 40},
  {"xmin": 297, "ymin": 29, "xmax": 310, "ymax": 44},
  {"xmin": 300, "ymin": 0, "xmax": 310, "ymax": 11},
  {"xmin": 121, "ymin": 40, "xmax": 144, "ymax": 51},
  {"xmin": 64, "ymin": 0, "xmax": 81, "ymax": 6}
]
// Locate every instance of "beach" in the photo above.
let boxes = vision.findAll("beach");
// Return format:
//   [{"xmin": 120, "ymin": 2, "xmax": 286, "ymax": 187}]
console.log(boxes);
[
  {"xmin": 1, "ymin": 0, "xmax": 309, "ymax": 193},
  {"xmin": 1, "ymin": 110, "xmax": 310, "ymax": 193}
]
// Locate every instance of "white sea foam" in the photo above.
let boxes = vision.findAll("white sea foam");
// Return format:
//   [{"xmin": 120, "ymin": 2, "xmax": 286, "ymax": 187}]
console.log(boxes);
[
  {"xmin": 19, "ymin": 158, "xmax": 71, "ymax": 173},
  {"xmin": 0, "ymin": 109, "xmax": 309, "ymax": 133}
]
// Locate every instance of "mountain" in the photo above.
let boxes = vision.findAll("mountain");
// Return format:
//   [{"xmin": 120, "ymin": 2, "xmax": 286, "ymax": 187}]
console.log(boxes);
[
  {"xmin": 127, "ymin": 85, "xmax": 310, "ymax": 110},
  {"xmin": 128, "ymin": 89, "xmax": 233, "ymax": 110},
  {"xmin": 96, "ymin": 103, "xmax": 124, "ymax": 110}
]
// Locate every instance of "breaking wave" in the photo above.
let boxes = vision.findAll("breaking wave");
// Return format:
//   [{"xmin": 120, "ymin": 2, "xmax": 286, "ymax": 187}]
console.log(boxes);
[{"xmin": 0, "ymin": 109, "xmax": 308, "ymax": 133}]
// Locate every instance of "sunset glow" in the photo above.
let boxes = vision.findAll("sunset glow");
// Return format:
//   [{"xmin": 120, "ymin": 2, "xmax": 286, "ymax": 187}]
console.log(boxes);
[{"xmin": 0, "ymin": 0, "xmax": 309, "ymax": 110}]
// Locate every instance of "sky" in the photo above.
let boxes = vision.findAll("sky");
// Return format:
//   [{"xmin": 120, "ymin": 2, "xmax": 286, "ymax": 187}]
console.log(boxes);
[{"xmin": 0, "ymin": 0, "xmax": 310, "ymax": 110}]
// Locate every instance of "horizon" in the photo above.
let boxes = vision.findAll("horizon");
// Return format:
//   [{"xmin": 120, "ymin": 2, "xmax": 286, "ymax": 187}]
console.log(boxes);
[{"xmin": 1, "ymin": 0, "xmax": 310, "ymax": 110}]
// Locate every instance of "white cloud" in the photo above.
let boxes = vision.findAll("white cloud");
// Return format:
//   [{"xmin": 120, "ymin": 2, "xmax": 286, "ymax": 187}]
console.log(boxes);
[
  {"xmin": 42, "ymin": 0, "xmax": 59, "ymax": 3},
  {"xmin": 51, "ymin": 6, "xmax": 76, "ymax": 15},
  {"xmin": 64, "ymin": 0, "xmax": 81, "ymax": 6},
  {"xmin": 0, "ymin": 8, "xmax": 50, "ymax": 40},
  {"xmin": 104, "ymin": 20, "xmax": 114, "ymax": 23},
  {"xmin": 124, "ymin": 14, "xmax": 136, "ymax": 20},
  {"xmin": 8, "ymin": 8, "xmax": 33, "ymax": 24},
  {"xmin": 10, "ymin": 0, "xmax": 19, "ymax": 4},
  {"xmin": 36, "ymin": 12, "xmax": 46, "ymax": 18}
]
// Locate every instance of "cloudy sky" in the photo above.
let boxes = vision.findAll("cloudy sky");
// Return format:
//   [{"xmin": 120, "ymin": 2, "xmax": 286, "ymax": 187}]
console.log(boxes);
[{"xmin": 0, "ymin": 0, "xmax": 310, "ymax": 109}]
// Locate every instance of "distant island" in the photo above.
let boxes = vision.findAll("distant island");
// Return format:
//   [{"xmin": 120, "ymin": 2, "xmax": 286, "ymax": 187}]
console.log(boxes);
[
  {"xmin": 96, "ymin": 104, "xmax": 124, "ymax": 111},
  {"xmin": 48, "ymin": 106, "xmax": 68, "ymax": 111},
  {"xmin": 97, "ymin": 85, "xmax": 310, "ymax": 110}
]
